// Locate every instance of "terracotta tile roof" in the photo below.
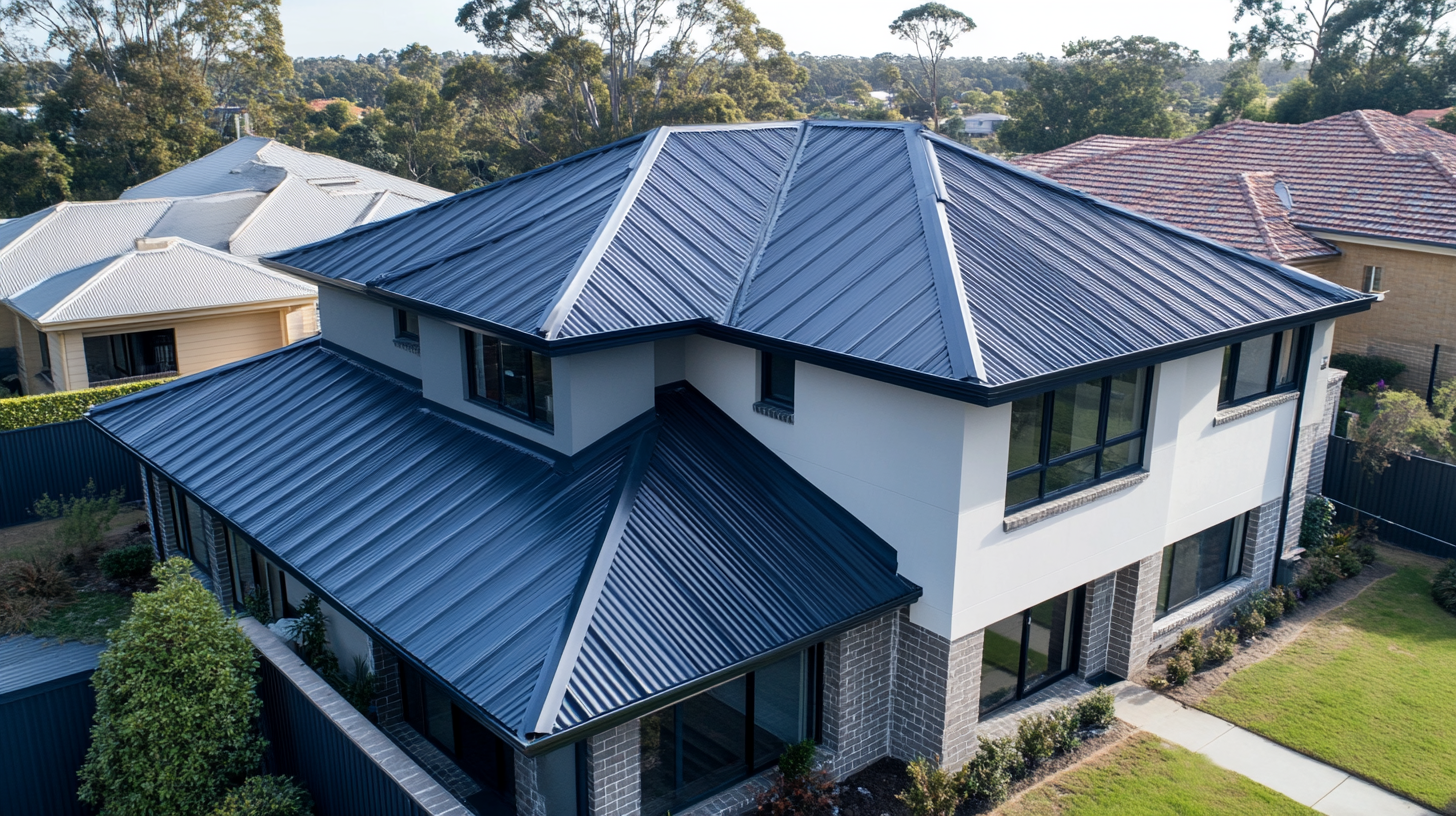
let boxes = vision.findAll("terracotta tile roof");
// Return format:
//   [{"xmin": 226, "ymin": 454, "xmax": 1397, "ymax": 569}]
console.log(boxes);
[
  {"xmin": 1013, "ymin": 134, "xmax": 1172, "ymax": 174},
  {"xmin": 1016, "ymin": 110, "xmax": 1456, "ymax": 262},
  {"xmin": 1405, "ymin": 107, "xmax": 1452, "ymax": 122}
]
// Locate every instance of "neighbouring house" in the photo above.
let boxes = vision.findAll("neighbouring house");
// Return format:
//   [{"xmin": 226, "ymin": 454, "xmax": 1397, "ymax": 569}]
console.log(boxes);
[
  {"xmin": 1015, "ymin": 110, "xmax": 1456, "ymax": 390},
  {"xmin": 308, "ymin": 98, "xmax": 367, "ymax": 119},
  {"xmin": 0, "ymin": 136, "xmax": 448, "ymax": 395},
  {"xmin": 1405, "ymin": 107, "xmax": 1452, "ymax": 123},
  {"xmin": 962, "ymin": 112, "xmax": 1010, "ymax": 136},
  {"xmin": 87, "ymin": 120, "xmax": 1370, "ymax": 816}
]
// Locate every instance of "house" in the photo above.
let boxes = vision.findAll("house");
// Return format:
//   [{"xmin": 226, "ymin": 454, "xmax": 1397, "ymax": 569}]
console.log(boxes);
[
  {"xmin": 1404, "ymin": 107, "xmax": 1451, "ymax": 123},
  {"xmin": 962, "ymin": 112, "xmax": 1009, "ymax": 136},
  {"xmin": 0, "ymin": 137, "xmax": 448, "ymax": 394},
  {"xmin": 1014, "ymin": 110, "xmax": 1456, "ymax": 389},
  {"xmin": 308, "ymin": 98, "xmax": 367, "ymax": 119},
  {"xmin": 87, "ymin": 120, "xmax": 1369, "ymax": 816}
]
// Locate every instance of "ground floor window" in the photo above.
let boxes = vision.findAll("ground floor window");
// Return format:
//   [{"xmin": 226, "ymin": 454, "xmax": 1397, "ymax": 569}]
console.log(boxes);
[
  {"xmin": 83, "ymin": 328, "xmax": 177, "ymax": 386},
  {"xmin": 640, "ymin": 646, "xmax": 823, "ymax": 816},
  {"xmin": 400, "ymin": 661, "xmax": 516, "ymax": 815},
  {"xmin": 1157, "ymin": 514, "xmax": 1249, "ymax": 618},
  {"xmin": 168, "ymin": 485, "xmax": 211, "ymax": 573},
  {"xmin": 980, "ymin": 588, "xmax": 1085, "ymax": 715}
]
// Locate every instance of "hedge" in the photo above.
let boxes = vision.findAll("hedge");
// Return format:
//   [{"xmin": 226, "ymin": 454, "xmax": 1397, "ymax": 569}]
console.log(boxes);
[
  {"xmin": 1330, "ymin": 353, "xmax": 1407, "ymax": 391},
  {"xmin": 0, "ymin": 379, "xmax": 173, "ymax": 431}
]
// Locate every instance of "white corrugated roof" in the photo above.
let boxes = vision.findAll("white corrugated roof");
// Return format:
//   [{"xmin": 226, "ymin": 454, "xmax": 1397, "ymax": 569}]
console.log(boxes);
[
  {"xmin": 229, "ymin": 176, "xmax": 432, "ymax": 258},
  {"xmin": 6, "ymin": 239, "xmax": 315, "ymax": 325},
  {"xmin": 0, "ymin": 200, "xmax": 174, "ymax": 298},
  {"xmin": 148, "ymin": 191, "xmax": 266, "ymax": 249}
]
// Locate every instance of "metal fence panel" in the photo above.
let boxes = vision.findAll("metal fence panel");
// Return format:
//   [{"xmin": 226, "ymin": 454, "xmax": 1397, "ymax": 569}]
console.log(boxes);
[
  {"xmin": 0, "ymin": 674, "xmax": 98, "ymax": 816},
  {"xmin": 0, "ymin": 420, "xmax": 142, "ymax": 528},
  {"xmin": 1323, "ymin": 435, "xmax": 1456, "ymax": 559},
  {"xmin": 255, "ymin": 657, "xmax": 430, "ymax": 816}
]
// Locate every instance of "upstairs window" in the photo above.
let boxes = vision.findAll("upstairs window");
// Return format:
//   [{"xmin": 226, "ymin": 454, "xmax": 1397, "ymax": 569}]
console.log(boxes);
[
  {"xmin": 1006, "ymin": 367, "xmax": 1152, "ymax": 512},
  {"xmin": 760, "ymin": 352, "xmax": 794, "ymax": 408},
  {"xmin": 394, "ymin": 309, "xmax": 419, "ymax": 341},
  {"xmin": 1362, "ymin": 265, "xmax": 1385, "ymax": 293},
  {"xmin": 465, "ymin": 331, "xmax": 554, "ymax": 429},
  {"xmin": 1219, "ymin": 326, "xmax": 1307, "ymax": 407},
  {"xmin": 37, "ymin": 331, "xmax": 50, "ymax": 374}
]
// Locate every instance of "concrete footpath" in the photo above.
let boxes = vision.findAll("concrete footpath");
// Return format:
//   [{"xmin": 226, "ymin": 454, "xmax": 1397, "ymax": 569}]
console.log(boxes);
[{"xmin": 1114, "ymin": 685, "xmax": 1436, "ymax": 816}]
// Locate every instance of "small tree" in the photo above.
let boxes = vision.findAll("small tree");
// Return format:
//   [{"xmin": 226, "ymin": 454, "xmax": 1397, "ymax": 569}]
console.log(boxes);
[
  {"xmin": 1351, "ymin": 389, "xmax": 1454, "ymax": 476},
  {"xmin": 79, "ymin": 558, "xmax": 266, "ymax": 816},
  {"xmin": 890, "ymin": 3, "xmax": 976, "ymax": 130}
]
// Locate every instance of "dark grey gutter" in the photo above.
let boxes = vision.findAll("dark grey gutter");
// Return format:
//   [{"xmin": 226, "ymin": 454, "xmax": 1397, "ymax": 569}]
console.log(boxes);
[{"xmin": 1296, "ymin": 225, "xmax": 1456, "ymax": 253}]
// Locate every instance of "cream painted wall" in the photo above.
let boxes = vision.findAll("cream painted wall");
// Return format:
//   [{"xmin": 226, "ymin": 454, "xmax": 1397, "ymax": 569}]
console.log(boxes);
[
  {"xmin": 175, "ymin": 311, "xmax": 282, "ymax": 375},
  {"xmin": 317, "ymin": 287, "xmax": 423, "ymax": 379}
]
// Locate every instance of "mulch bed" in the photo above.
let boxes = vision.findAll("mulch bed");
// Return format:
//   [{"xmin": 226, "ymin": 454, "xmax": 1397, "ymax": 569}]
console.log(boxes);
[
  {"xmin": 838, "ymin": 721, "xmax": 1135, "ymax": 816},
  {"xmin": 1138, "ymin": 560, "xmax": 1395, "ymax": 707}
]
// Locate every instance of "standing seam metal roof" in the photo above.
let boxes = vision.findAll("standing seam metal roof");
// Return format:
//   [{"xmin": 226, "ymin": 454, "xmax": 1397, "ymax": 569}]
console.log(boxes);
[
  {"xmin": 87, "ymin": 340, "xmax": 918, "ymax": 748},
  {"xmin": 0, "ymin": 636, "xmax": 104, "ymax": 702},
  {"xmin": 269, "ymin": 120, "xmax": 1369, "ymax": 392}
]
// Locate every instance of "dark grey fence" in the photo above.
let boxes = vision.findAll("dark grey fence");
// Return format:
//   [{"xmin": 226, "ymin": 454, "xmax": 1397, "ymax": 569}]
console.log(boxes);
[
  {"xmin": 0, "ymin": 672, "xmax": 99, "ymax": 816},
  {"xmin": 255, "ymin": 657, "xmax": 431, "ymax": 816},
  {"xmin": 1323, "ymin": 435, "xmax": 1456, "ymax": 559},
  {"xmin": 0, "ymin": 420, "xmax": 142, "ymax": 528}
]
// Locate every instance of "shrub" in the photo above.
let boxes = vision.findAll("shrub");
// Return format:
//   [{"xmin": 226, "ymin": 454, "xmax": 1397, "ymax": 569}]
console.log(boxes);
[
  {"xmin": 897, "ymin": 756, "xmax": 964, "ymax": 816},
  {"xmin": 341, "ymin": 656, "xmax": 377, "ymax": 715},
  {"xmin": 1266, "ymin": 585, "xmax": 1297, "ymax": 616},
  {"xmin": 962, "ymin": 736, "xmax": 1017, "ymax": 806},
  {"xmin": 1331, "ymin": 353, "xmax": 1406, "ymax": 391},
  {"xmin": 99, "ymin": 543, "xmax": 155, "ymax": 582},
  {"xmin": 1165, "ymin": 651, "xmax": 1194, "ymax": 685},
  {"xmin": 242, "ymin": 584, "xmax": 273, "ymax": 625},
  {"xmin": 1146, "ymin": 675, "xmax": 1168, "ymax": 690},
  {"xmin": 0, "ymin": 592, "xmax": 51, "ymax": 634},
  {"xmin": 1049, "ymin": 705, "xmax": 1081, "ymax": 754},
  {"xmin": 1352, "ymin": 540, "xmax": 1378, "ymax": 566},
  {"xmin": 1295, "ymin": 552, "xmax": 1344, "ymax": 595},
  {"xmin": 756, "ymin": 740, "xmax": 836, "ymax": 815},
  {"xmin": 208, "ymin": 776, "xmax": 313, "ymax": 816},
  {"xmin": 1433, "ymin": 561, "xmax": 1456, "ymax": 615},
  {"xmin": 1233, "ymin": 603, "xmax": 1266, "ymax": 639},
  {"xmin": 1300, "ymin": 495, "xmax": 1335, "ymax": 551},
  {"xmin": 288, "ymin": 595, "xmax": 341, "ymax": 685},
  {"xmin": 1075, "ymin": 686, "xmax": 1116, "ymax": 730},
  {"xmin": 1175, "ymin": 627, "xmax": 1206, "ymax": 670},
  {"xmin": 79, "ymin": 559, "xmax": 265, "ymax": 816},
  {"xmin": 0, "ymin": 379, "xmax": 172, "ymax": 430},
  {"xmin": 1015, "ymin": 713, "xmax": 1057, "ymax": 768},
  {"xmin": 33, "ymin": 480, "xmax": 122, "ymax": 555},
  {"xmin": 1, "ymin": 555, "xmax": 75, "ymax": 603},
  {"xmin": 1207, "ymin": 627, "xmax": 1239, "ymax": 663}
]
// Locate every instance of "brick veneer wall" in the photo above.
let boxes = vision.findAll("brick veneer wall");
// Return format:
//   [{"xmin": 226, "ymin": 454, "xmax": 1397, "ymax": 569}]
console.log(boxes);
[
  {"xmin": 515, "ymin": 753, "xmax": 548, "ymax": 816},
  {"xmin": 370, "ymin": 640, "xmax": 404, "ymax": 727},
  {"xmin": 890, "ymin": 609, "xmax": 950, "ymax": 764},
  {"xmin": 821, "ymin": 611, "xmax": 896, "ymax": 776},
  {"xmin": 1077, "ymin": 571, "xmax": 1118, "ymax": 679},
  {"xmin": 152, "ymin": 474, "xmax": 179, "ymax": 558},
  {"xmin": 940, "ymin": 630, "xmax": 983, "ymax": 769},
  {"xmin": 199, "ymin": 511, "xmax": 232, "ymax": 609},
  {"xmin": 1307, "ymin": 369, "xmax": 1347, "ymax": 498},
  {"xmin": 586, "ymin": 719, "xmax": 640, "ymax": 816},
  {"xmin": 1105, "ymin": 553, "xmax": 1161, "ymax": 678}
]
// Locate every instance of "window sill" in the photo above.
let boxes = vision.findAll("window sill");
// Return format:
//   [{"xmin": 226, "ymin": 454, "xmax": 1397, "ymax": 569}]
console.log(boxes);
[
  {"xmin": 1151, "ymin": 577, "xmax": 1254, "ymax": 644},
  {"xmin": 1003, "ymin": 471, "xmax": 1149, "ymax": 532},
  {"xmin": 753, "ymin": 400, "xmax": 794, "ymax": 424},
  {"xmin": 1213, "ymin": 391, "xmax": 1298, "ymax": 426},
  {"xmin": 393, "ymin": 337, "xmax": 420, "ymax": 354}
]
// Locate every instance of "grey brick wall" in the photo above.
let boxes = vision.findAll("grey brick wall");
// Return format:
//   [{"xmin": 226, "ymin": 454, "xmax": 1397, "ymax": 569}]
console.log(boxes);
[
  {"xmin": 371, "ymin": 640, "xmax": 404, "ymax": 727},
  {"xmin": 940, "ymin": 630, "xmax": 983, "ymax": 769},
  {"xmin": 1244, "ymin": 497, "xmax": 1282, "ymax": 588},
  {"xmin": 152, "ymin": 475, "xmax": 179, "ymax": 559},
  {"xmin": 1307, "ymin": 370, "xmax": 1347, "ymax": 497},
  {"xmin": 1105, "ymin": 554, "xmax": 1161, "ymax": 678},
  {"xmin": 1078, "ymin": 571, "xmax": 1118, "ymax": 679},
  {"xmin": 139, "ymin": 464, "xmax": 161, "ymax": 560},
  {"xmin": 200, "ymin": 510, "xmax": 232, "ymax": 609},
  {"xmin": 515, "ymin": 752, "xmax": 548, "ymax": 816},
  {"xmin": 890, "ymin": 609, "xmax": 950, "ymax": 764},
  {"xmin": 821, "ymin": 611, "xmax": 896, "ymax": 777},
  {"xmin": 586, "ymin": 719, "xmax": 640, "ymax": 816}
]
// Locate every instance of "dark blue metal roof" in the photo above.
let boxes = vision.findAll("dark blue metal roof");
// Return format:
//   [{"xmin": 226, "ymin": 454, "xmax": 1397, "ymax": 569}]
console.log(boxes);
[
  {"xmin": 267, "ymin": 121, "xmax": 1369, "ymax": 396},
  {"xmin": 86, "ymin": 340, "xmax": 918, "ymax": 750},
  {"xmin": 0, "ymin": 636, "xmax": 104, "ymax": 702}
]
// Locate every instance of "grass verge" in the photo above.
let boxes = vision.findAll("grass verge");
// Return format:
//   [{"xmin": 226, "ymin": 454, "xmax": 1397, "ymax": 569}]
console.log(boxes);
[
  {"xmin": 997, "ymin": 732, "xmax": 1317, "ymax": 815},
  {"xmin": 29, "ymin": 590, "xmax": 132, "ymax": 643},
  {"xmin": 1201, "ymin": 556, "xmax": 1456, "ymax": 812}
]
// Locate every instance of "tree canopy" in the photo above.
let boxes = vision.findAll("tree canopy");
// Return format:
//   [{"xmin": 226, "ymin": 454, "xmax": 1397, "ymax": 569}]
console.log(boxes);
[{"xmin": 890, "ymin": 3, "xmax": 976, "ymax": 130}]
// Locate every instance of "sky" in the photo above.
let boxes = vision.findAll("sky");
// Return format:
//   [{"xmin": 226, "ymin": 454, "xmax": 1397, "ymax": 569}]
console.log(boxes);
[{"xmin": 280, "ymin": 0, "xmax": 1242, "ymax": 61}]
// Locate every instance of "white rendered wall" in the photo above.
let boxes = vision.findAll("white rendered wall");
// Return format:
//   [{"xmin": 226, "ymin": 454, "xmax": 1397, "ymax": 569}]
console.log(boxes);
[{"xmin": 317, "ymin": 287, "xmax": 423, "ymax": 380}]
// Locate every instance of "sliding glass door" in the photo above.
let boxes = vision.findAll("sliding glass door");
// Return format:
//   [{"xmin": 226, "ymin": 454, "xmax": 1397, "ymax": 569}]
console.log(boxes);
[{"xmin": 979, "ymin": 587, "xmax": 1086, "ymax": 715}]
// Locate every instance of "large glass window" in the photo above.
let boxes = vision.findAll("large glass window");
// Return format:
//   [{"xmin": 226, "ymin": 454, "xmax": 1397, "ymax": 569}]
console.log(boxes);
[
  {"xmin": 1157, "ymin": 514, "xmax": 1249, "ymax": 618},
  {"xmin": 641, "ymin": 647, "xmax": 821, "ymax": 816},
  {"xmin": 400, "ymin": 661, "xmax": 516, "ymax": 815},
  {"xmin": 464, "ymin": 331, "xmax": 554, "ymax": 429},
  {"xmin": 1006, "ymin": 368, "xmax": 1152, "ymax": 511},
  {"xmin": 1220, "ymin": 327, "xmax": 1307, "ymax": 406},
  {"xmin": 168, "ymin": 487, "xmax": 210, "ymax": 572},
  {"xmin": 83, "ymin": 328, "xmax": 177, "ymax": 386},
  {"xmin": 979, "ymin": 588, "xmax": 1085, "ymax": 714}
]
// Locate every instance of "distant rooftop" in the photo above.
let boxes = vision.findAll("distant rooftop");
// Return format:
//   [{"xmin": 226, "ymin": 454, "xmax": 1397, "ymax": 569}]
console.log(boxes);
[{"xmin": 0, "ymin": 635, "xmax": 103, "ymax": 703}]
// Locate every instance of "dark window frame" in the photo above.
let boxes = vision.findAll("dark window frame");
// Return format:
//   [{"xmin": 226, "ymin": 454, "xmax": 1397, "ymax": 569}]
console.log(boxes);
[
  {"xmin": 759, "ymin": 352, "xmax": 794, "ymax": 409},
  {"xmin": 979, "ymin": 587, "xmax": 1087, "ymax": 716},
  {"xmin": 394, "ymin": 308, "xmax": 420, "ymax": 341},
  {"xmin": 1218, "ymin": 326, "xmax": 1311, "ymax": 408},
  {"xmin": 36, "ymin": 330, "xmax": 50, "ymax": 374},
  {"xmin": 1156, "ymin": 513, "xmax": 1250, "ymax": 619},
  {"xmin": 641, "ymin": 644, "xmax": 825, "ymax": 816},
  {"xmin": 1006, "ymin": 367, "xmax": 1154, "ymax": 514},
  {"xmin": 1362, "ymin": 265, "xmax": 1385, "ymax": 293},
  {"xmin": 399, "ymin": 660, "xmax": 517, "ymax": 811},
  {"xmin": 463, "ymin": 330, "xmax": 555, "ymax": 430}
]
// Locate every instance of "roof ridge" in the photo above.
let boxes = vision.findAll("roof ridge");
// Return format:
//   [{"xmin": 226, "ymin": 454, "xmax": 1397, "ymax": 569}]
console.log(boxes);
[
  {"xmin": 1235, "ymin": 172, "xmax": 1287, "ymax": 262},
  {"xmin": 227, "ymin": 172, "xmax": 296, "ymax": 252},
  {"xmin": 1422, "ymin": 149, "xmax": 1456, "ymax": 188},
  {"xmin": 727, "ymin": 120, "xmax": 813, "ymax": 324},
  {"xmin": 1352, "ymin": 109, "xmax": 1399, "ymax": 154},
  {"xmin": 540, "ymin": 128, "xmax": 672, "ymax": 339},
  {"xmin": 910, "ymin": 130, "xmax": 982, "ymax": 381},
  {"xmin": 39, "ymin": 249, "xmax": 136, "ymax": 322}
]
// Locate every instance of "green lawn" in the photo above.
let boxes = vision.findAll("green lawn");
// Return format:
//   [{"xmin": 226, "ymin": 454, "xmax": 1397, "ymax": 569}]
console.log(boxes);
[
  {"xmin": 29, "ymin": 590, "xmax": 132, "ymax": 643},
  {"xmin": 1201, "ymin": 558, "xmax": 1456, "ymax": 812},
  {"xmin": 998, "ymin": 733, "xmax": 1317, "ymax": 816}
]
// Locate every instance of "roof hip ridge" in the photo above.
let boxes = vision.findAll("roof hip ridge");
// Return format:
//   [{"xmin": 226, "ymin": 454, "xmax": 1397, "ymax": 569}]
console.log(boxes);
[
  {"xmin": 908, "ymin": 129, "xmax": 982, "ymax": 381},
  {"xmin": 1235, "ymin": 172, "xmax": 1287, "ymax": 262},
  {"xmin": 725, "ymin": 120, "xmax": 813, "ymax": 324}
]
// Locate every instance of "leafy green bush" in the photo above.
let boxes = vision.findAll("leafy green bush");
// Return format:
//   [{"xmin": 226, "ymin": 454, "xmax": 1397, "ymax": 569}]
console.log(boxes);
[
  {"xmin": 898, "ymin": 756, "xmax": 963, "ymax": 816},
  {"xmin": 79, "ymin": 559, "xmax": 265, "ymax": 816},
  {"xmin": 242, "ymin": 584, "xmax": 273, "ymax": 625},
  {"xmin": 962, "ymin": 736, "xmax": 1018, "ymax": 806},
  {"xmin": 1075, "ymin": 686, "xmax": 1116, "ymax": 730},
  {"xmin": 33, "ymin": 480, "xmax": 121, "ymax": 555},
  {"xmin": 1300, "ymin": 495, "xmax": 1335, "ymax": 551},
  {"xmin": 1433, "ymin": 561, "xmax": 1456, "ymax": 615},
  {"xmin": 99, "ymin": 543, "xmax": 154, "ymax": 581},
  {"xmin": 1353, "ymin": 540, "xmax": 1378, "ymax": 566},
  {"xmin": 207, "ymin": 776, "xmax": 312, "ymax": 816},
  {"xmin": 1296, "ymin": 552, "xmax": 1345, "ymax": 595},
  {"xmin": 1015, "ymin": 713, "xmax": 1057, "ymax": 768},
  {"xmin": 1233, "ymin": 602, "xmax": 1267, "ymax": 638},
  {"xmin": 0, "ymin": 379, "xmax": 172, "ymax": 430},
  {"xmin": 1165, "ymin": 651, "xmax": 1194, "ymax": 685},
  {"xmin": 1207, "ymin": 627, "xmax": 1239, "ymax": 663},
  {"xmin": 288, "ymin": 595, "xmax": 341, "ymax": 685},
  {"xmin": 1332, "ymin": 353, "xmax": 1406, "ymax": 391},
  {"xmin": 340, "ymin": 656, "xmax": 376, "ymax": 714},
  {"xmin": 756, "ymin": 740, "xmax": 836, "ymax": 815},
  {"xmin": 1049, "ymin": 705, "xmax": 1081, "ymax": 754},
  {"xmin": 1175, "ymin": 627, "xmax": 1206, "ymax": 670}
]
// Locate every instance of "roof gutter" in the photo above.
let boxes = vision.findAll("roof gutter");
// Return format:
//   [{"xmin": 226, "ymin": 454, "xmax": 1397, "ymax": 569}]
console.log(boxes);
[{"xmin": 1301, "ymin": 226, "xmax": 1456, "ymax": 257}]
